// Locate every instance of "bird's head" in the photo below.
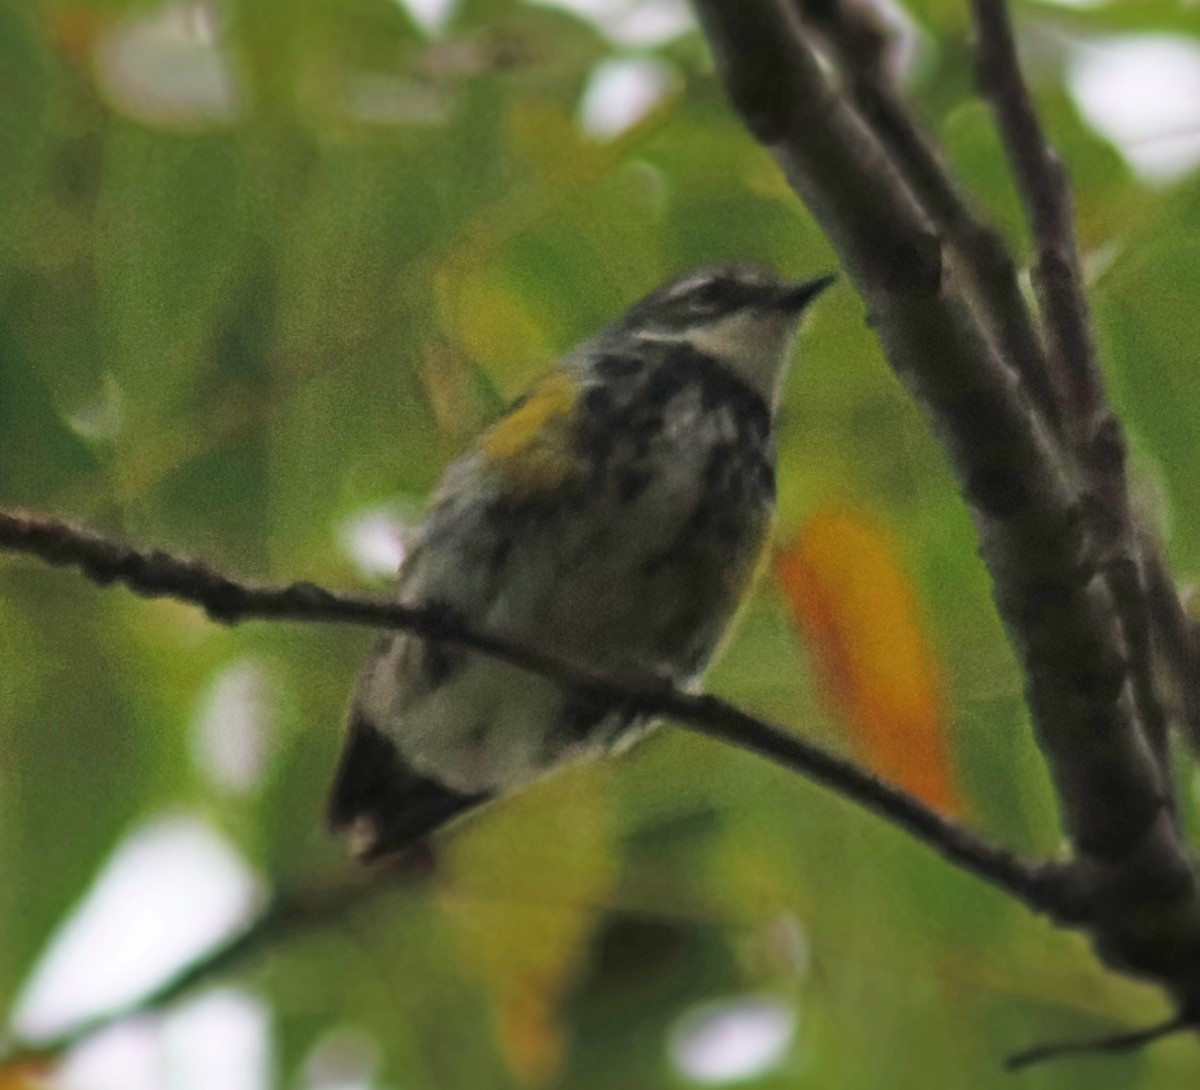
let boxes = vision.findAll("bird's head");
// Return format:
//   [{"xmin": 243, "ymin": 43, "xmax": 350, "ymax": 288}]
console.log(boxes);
[{"xmin": 606, "ymin": 264, "xmax": 835, "ymax": 402}]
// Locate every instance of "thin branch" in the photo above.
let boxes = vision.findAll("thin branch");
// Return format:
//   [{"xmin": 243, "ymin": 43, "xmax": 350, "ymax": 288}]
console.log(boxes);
[
  {"xmin": 1, "ymin": 839, "xmax": 813, "ymax": 1067},
  {"xmin": 1145, "ymin": 543, "xmax": 1200, "ymax": 754},
  {"xmin": 968, "ymin": 0, "xmax": 1177, "ymax": 817},
  {"xmin": 1006, "ymin": 1013, "xmax": 1192, "ymax": 1071},
  {"xmin": 0, "ymin": 862, "xmax": 424, "ymax": 1067},
  {"xmin": 790, "ymin": 0, "xmax": 1063, "ymax": 432},
  {"xmin": 969, "ymin": 0, "xmax": 1099, "ymax": 426},
  {"xmin": 0, "ymin": 507, "xmax": 1081, "ymax": 919}
]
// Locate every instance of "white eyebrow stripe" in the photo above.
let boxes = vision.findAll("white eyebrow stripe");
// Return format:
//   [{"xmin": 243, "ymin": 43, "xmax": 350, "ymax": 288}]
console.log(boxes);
[{"xmin": 663, "ymin": 276, "xmax": 713, "ymax": 299}]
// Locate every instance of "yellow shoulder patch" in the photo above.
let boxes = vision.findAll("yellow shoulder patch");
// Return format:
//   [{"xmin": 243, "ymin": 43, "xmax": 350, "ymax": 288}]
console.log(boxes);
[{"xmin": 481, "ymin": 372, "xmax": 579, "ymax": 492}]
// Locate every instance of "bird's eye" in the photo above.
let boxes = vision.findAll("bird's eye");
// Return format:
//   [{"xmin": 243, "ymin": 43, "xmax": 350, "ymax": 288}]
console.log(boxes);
[{"xmin": 679, "ymin": 283, "xmax": 725, "ymax": 316}]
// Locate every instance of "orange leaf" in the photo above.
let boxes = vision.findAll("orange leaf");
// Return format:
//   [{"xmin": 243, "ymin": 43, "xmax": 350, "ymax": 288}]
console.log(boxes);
[
  {"xmin": 0, "ymin": 1056, "xmax": 54, "ymax": 1090},
  {"xmin": 775, "ymin": 506, "xmax": 963, "ymax": 816}
]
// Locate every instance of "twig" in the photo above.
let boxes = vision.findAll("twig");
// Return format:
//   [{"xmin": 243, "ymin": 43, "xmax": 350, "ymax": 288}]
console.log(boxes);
[
  {"xmin": 0, "ymin": 508, "xmax": 1079, "ymax": 919},
  {"xmin": 1006, "ymin": 1012, "xmax": 1192, "ymax": 1071}
]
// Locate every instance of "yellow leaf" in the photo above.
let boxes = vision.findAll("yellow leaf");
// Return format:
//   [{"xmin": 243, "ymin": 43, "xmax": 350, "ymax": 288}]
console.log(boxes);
[
  {"xmin": 437, "ymin": 764, "xmax": 617, "ymax": 1086},
  {"xmin": 434, "ymin": 268, "xmax": 554, "ymax": 397}
]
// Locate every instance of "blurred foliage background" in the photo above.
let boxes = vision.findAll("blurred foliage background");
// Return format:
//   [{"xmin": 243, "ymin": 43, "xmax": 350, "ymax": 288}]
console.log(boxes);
[{"xmin": 3, "ymin": 0, "xmax": 1200, "ymax": 1085}]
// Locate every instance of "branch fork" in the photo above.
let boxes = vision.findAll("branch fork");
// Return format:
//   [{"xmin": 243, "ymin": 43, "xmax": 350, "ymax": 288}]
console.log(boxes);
[{"xmin": 696, "ymin": 0, "xmax": 1200, "ymax": 1064}]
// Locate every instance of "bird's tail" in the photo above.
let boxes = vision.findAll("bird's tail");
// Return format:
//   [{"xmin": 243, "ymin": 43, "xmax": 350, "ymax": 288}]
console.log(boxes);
[{"xmin": 327, "ymin": 708, "xmax": 489, "ymax": 861}]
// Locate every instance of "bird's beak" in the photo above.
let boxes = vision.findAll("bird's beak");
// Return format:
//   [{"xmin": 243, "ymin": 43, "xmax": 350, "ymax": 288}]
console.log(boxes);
[{"xmin": 777, "ymin": 273, "xmax": 837, "ymax": 313}]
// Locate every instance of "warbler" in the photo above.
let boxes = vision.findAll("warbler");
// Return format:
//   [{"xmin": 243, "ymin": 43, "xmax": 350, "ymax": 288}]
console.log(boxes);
[{"xmin": 328, "ymin": 264, "xmax": 834, "ymax": 860}]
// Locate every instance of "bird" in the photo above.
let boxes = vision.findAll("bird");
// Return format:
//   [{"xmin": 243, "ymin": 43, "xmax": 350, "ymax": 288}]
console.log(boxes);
[{"xmin": 327, "ymin": 264, "xmax": 834, "ymax": 861}]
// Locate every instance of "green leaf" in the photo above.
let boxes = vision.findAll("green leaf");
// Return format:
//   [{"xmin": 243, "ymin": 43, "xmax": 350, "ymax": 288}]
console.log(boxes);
[
  {"xmin": 0, "ymin": 3, "xmax": 49, "ymax": 228},
  {"xmin": 94, "ymin": 126, "xmax": 252, "ymax": 422}
]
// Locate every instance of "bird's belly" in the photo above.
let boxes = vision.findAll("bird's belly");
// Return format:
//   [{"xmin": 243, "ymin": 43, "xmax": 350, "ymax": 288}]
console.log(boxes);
[
  {"xmin": 371, "ymin": 461, "xmax": 771, "ymax": 795},
  {"xmin": 487, "ymin": 476, "xmax": 769, "ymax": 676}
]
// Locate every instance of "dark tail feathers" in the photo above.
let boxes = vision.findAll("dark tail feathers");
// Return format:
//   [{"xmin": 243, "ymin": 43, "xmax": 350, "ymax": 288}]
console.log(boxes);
[{"xmin": 327, "ymin": 710, "xmax": 489, "ymax": 861}]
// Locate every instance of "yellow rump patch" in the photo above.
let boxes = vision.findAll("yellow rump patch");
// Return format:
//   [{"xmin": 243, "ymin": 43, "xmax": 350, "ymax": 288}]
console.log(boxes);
[{"xmin": 481, "ymin": 372, "xmax": 579, "ymax": 492}]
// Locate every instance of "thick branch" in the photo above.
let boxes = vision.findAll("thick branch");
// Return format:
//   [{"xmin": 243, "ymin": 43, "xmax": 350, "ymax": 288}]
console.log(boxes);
[
  {"xmin": 0, "ymin": 508, "xmax": 1075, "ymax": 918},
  {"xmin": 689, "ymin": 0, "xmax": 1200, "ymax": 1004}
]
